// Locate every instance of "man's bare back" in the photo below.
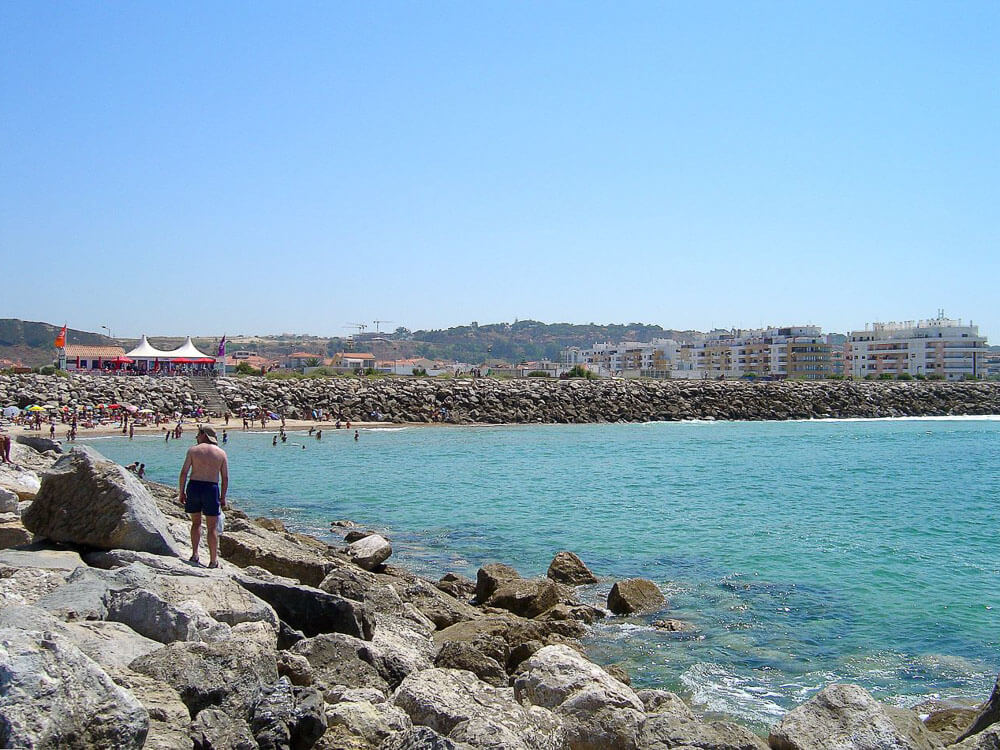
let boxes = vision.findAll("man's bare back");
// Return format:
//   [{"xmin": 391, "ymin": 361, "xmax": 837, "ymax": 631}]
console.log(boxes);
[{"xmin": 184, "ymin": 443, "xmax": 228, "ymax": 483}]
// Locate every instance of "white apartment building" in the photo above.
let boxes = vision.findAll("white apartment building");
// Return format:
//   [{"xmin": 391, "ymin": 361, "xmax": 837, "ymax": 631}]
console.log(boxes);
[
  {"xmin": 562, "ymin": 339, "xmax": 681, "ymax": 378},
  {"xmin": 673, "ymin": 326, "xmax": 831, "ymax": 380},
  {"xmin": 846, "ymin": 315, "xmax": 987, "ymax": 380}
]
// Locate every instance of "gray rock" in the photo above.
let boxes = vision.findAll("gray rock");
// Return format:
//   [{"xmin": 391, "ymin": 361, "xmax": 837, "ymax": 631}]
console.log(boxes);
[
  {"xmin": 325, "ymin": 697, "xmax": 411, "ymax": 747},
  {"xmin": 0, "ymin": 517, "xmax": 31, "ymax": 549},
  {"xmin": 130, "ymin": 632, "xmax": 279, "ymax": 720},
  {"xmin": 0, "ymin": 487, "xmax": 18, "ymax": 514},
  {"xmin": 220, "ymin": 522, "xmax": 336, "ymax": 586},
  {"xmin": 0, "ymin": 627, "xmax": 149, "ymax": 749},
  {"xmin": 768, "ymin": 683, "xmax": 943, "ymax": 750},
  {"xmin": 22, "ymin": 447, "xmax": 181, "ymax": 556},
  {"xmin": 235, "ymin": 572, "xmax": 374, "ymax": 639},
  {"xmin": 607, "ymin": 578, "xmax": 666, "ymax": 614},
  {"xmin": 349, "ymin": 533, "xmax": 392, "ymax": 571},
  {"xmin": 250, "ymin": 676, "xmax": 327, "ymax": 750},
  {"xmin": 377, "ymin": 725, "xmax": 471, "ymax": 750},
  {"xmin": 485, "ymin": 577, "xmax": 562, "ymax": 619},
  {"xmin": 109, "ymin": 667, "xmax": 193, "ymax": 750},
  {"xmin": 392, "ymin": 667, "xmax": 564, "ymax": 749},
  {"xmin": 0, "ymin": 546, "xmax": 85, "ymax": 571},
  {"xmin": 0, "ymin": 462, "xmax": 41, "ymax": 500},
  {"xmin": 0, "ymin": 605, "xmax": 162, "ymax": 671},
  {"xmin": 436, "ymin": 572, "xmax": 476, "ymax": 600},
  {"xmin": 369, "ymin": 615, "xmax": 437, "ymax": 689},
  {"xmin": 546, "ymin": 551, "xmax": 598, "ymax": 585},
  {"xmin": 475, "ymin": 562, "xmax": 521, "ymax": 603},
  {"xmin": 0, "ymin": 566, "xmax": 68, "ymax": 607},
  {"xmin": 514, "ymin": 643, "xmax": 644, "ymax": 750},
  {"xmin": 290, "ymin": 633, "xmax": 390, "ymax": 698},
  {"xmin": 434, "ymin": 641, "xmax": 508, "ymax": 687},
  {"xmin": 190, "ymin": 707, "xmax": 257, "ymax": 750},
  {"xmin": 15, "ymin": 434, "xmax": 63, "ymax": 454}
]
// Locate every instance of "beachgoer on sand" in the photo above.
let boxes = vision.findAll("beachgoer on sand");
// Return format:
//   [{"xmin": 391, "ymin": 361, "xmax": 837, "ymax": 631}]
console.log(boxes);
[
  {"xmin": 178, "ymin": 425, "xmax": 229, "ymax": 568},
  {"xmin": 1, "ymin": 431, "xmax": 12, "ymax": 463}
]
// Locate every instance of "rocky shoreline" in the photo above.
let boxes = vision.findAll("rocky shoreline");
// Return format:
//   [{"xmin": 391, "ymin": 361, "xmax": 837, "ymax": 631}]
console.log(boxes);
[
  {"xmin": 2, "ymin": 373, "xmax": 1000, "ymax": 423},
  {"xmin": 1, "ymin": 440, "xmax": 998, "ymax": 748}
]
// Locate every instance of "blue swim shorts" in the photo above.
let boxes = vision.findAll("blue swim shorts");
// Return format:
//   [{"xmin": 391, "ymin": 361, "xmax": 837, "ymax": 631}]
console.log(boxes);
[{"xmin": 185, "ymin": 479, "xmax": 221, "ymax": 516}]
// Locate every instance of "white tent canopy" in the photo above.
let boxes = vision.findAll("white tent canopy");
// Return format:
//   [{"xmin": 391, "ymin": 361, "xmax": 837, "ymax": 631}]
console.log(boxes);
[
  {"xmin": 125, "ymin": 335, "xmax": 215, "ymax": 361},
  {"xmin": 162, "ymin": 336, "xmax": 214, "ymax": 359},
  {"xmin": 126, "ymin": 335, "xmax": 171, "ymax": 359}
]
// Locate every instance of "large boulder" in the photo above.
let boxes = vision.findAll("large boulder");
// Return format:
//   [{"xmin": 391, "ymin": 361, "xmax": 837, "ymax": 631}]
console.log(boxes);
[
  {"xmin": 514, "ymin": 644, "xmax": 645, "ymax": 750},
  {"xmin": 546, "ymin": 551, "xmax": 598, "ymax": 586},
  {"xmin": 348, "ymin": 533, "xmax": 392, "ymax": 571},
  {"xmin": 607, "ymin": 578, "xmax": 666, "ymax": 614},
  {"xmin": 391, "ymin": 667, "xmax": 565, "ymax": 750},
  {"xmin": 22, "ymin": 447, "xmax": 181, "ymax": 556},
  {"xmin": 0, "ymin": 627, "xmax": 149, "ymax": 749},
  {"xmin": 769, "ymin": 683, "xmax": 943, "ymax": 750}
]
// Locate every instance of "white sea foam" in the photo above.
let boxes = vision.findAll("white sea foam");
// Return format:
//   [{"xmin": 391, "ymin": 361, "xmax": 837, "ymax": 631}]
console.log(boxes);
[{"xmin": 681, "ymin": 662, "xmax": 787, "ymax": 723}]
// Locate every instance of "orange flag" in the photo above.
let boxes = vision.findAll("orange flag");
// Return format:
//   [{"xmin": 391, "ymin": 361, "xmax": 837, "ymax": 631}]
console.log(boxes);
[{"xmin": 54, "ymin": 325, "xmax": 67, "ymax": 348}]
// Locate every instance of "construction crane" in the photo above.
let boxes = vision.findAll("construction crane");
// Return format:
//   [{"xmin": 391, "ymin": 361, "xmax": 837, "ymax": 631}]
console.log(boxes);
[
  {"xmin": 344, "ymin": 323, "xmax": 368, "ymax": 335},
  {"xmin": 372, "ymin": 320, "xmax": 393, "ymax": 334}
]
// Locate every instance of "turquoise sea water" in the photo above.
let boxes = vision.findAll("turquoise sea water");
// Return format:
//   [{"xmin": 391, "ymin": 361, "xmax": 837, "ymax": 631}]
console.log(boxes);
[{"xmin": 86, "ymin": 417, "xmax": 999, "ymax": 729}]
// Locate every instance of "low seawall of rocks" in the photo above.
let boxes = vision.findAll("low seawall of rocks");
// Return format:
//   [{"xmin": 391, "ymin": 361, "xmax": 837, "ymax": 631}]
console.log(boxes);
[
  {"xmin": 1, "ymin": 440, "xmax": 999, "ymax": 749},
  {"xmin": 3, "ymin": 372, "xmax": 1000, "ymax": 423}
]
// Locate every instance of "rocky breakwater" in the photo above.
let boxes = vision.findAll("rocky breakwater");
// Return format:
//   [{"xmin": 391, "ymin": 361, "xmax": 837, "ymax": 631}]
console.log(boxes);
[
  {"xmin": 0, "ymin": 373, "xmax": 209, "ymax": 414},
  {"xmin": 217, "ymin": 375, "xmax": 1000, "ymax": 423},
  {"xmin": 3, "ymin": 443, "xmax": 1000, "ymax": 748}
]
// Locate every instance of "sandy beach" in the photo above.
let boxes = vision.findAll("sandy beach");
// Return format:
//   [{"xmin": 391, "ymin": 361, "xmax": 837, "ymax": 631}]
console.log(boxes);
[{"xmin": 5, "ymin": 416, "xmax": 390, "ymax": 440}]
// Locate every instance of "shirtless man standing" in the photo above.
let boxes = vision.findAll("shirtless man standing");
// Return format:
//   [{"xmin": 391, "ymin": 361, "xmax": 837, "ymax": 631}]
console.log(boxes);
[{"xmin": 178, "ymin": 425, "xmax": 229, "ymax": 567}]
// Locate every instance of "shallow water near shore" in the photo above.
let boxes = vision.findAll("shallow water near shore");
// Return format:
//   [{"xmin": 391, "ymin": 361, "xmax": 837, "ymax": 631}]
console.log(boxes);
[{"xmin": 88, "ymin": 417, "xmax": 999, "ymax": 730}]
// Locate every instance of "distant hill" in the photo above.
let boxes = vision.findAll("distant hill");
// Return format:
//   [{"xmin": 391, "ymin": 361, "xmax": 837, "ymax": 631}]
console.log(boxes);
[
  {"xmin": 403, "ymin": 320, "xmax": 700, "ymax": 363},
  {"xmin": 0, "ymin": 319, "xmax": 115, "ymax": 367}
]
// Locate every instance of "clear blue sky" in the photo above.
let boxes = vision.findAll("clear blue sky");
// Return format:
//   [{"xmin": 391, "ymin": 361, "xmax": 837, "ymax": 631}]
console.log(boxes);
[{"xmin": 2, "ymin": 2, "xmax": 998, "ymax": 341}]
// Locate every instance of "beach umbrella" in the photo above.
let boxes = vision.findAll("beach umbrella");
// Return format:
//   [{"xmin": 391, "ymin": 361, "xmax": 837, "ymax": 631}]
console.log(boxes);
[
  {"xmin": 2, "ymin": 406, "xmax": 18, "ymax": 417},
  {"xmin": 26, "ymin": 405, "xmax": 46, "ymax": 412},
  {"xmin": 122, "ymin": 404, "xmax": 138, "ymax": 413},
  {"xmin": 138, "ymin": 408, "xmax": 155, "ymax": 414},
  {"xmin": 108, "ymin": 404, "xmax": 122, "ymax": 409}
]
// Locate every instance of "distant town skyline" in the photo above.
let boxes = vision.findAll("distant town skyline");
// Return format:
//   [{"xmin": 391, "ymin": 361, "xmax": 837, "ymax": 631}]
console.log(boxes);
[{"xmin": 3, "ymin": 3, "xmax": 997, "ymax": 341}]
